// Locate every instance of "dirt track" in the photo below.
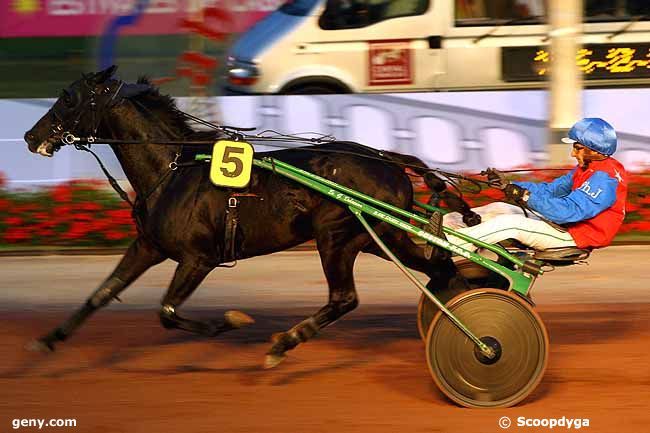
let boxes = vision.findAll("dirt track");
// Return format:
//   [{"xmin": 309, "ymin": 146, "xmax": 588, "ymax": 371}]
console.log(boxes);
[{"xmin": 0, "ymin": 248, "xmax": 649, "ymax": 433}]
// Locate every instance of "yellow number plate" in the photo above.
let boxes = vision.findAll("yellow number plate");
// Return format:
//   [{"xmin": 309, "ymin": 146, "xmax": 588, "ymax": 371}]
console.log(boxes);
[{"xmin": 209, "ymin": 140, "xmax": 254, "ymax": 188}]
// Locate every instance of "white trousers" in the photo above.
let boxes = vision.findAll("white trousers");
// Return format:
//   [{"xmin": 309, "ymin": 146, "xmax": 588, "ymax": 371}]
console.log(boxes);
[{"xmin": 443, "ymin": 202, "xmax": 577, "ymax": 252}]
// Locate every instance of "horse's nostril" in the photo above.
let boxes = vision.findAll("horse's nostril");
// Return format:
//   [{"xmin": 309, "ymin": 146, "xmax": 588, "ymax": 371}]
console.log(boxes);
[{"xmin": 25, "ymin": 132, "xmax": 36, "ymax": 143}]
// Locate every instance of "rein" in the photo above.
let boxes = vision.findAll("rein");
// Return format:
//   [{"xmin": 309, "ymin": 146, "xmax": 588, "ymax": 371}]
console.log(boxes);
[
  {"xmin": 48, "ymin": 81, "xmax": 493, "ymax": 197},
  {"xmin": 53, "ymin": 79, "xmax": 572, "ymax": 231},
  {"xmin": 71, "ymin": 142, "xmax": 183, "ymax": 235},
  {"xmin": 63, "ymin": 130, "xmax": 483, "ymax": 194},
  {"xmin": 73, "ymin": 143, "xmax": 134, "ymax": 207}
]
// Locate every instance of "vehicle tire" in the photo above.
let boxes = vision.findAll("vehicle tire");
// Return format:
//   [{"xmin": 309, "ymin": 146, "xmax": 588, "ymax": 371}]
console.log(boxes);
[
  {"xmin": 425, "ymin": 288, "xmax": 549, "ymax": 408},
  {"xmin": 282, "ymin": 84, "xmax": 343, "ymax": 95}
]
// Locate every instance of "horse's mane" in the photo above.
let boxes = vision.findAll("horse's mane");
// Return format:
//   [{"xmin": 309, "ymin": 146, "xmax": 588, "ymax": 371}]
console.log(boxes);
[{"xmin": 127, "ymin": 76, "xmax": 206, "ymax": 139}]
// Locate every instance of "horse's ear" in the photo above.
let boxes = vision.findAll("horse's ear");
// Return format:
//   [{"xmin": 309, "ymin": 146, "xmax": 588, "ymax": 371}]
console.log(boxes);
[{"xmin": 92, "ymin": 65, "xmax": 118, "ymax": 84}]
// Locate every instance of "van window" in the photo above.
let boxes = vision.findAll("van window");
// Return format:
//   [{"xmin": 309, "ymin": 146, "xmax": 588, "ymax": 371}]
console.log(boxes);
[
  {"xmin": 455, "ymin": 1, "xmax": 650, "ymax": 26},
  {"xmin": 280, "ymin": 0, "xmax": 321, "ymax": 16},
  {"xmin": 319, "ymin": 0, "xmax": 429, "ymax": 30},
  {"xmin": 456, "ymin": 0, "xmax": 546, "ymax": 26},
  {"xmin": 585, "ymin": 1, "xmax": 650, "ymax": 21},
  {"xmin": 455, "ymin": 0, "xmax": 546, "ymax": 25}
]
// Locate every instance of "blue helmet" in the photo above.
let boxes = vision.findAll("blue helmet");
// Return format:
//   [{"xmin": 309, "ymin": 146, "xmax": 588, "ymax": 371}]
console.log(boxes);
[{"xmin": 561, "ymin": 118, "xmax": 617, "ymax": 156}]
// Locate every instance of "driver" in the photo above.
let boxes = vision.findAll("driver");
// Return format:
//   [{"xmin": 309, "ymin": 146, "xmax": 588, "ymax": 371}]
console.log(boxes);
[{"xmin": 443, "ymin": 117, "xmax": 628, "ymax": 252}]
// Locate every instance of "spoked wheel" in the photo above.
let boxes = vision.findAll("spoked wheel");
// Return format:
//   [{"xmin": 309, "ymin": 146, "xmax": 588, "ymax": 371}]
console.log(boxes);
[
  {"xmin": 416, "ymin": 285, "xmax": 465, "ymax": 340},
  {"xmin": 425, "ymin": 288, "xmax": 549, "ymax": 408}
]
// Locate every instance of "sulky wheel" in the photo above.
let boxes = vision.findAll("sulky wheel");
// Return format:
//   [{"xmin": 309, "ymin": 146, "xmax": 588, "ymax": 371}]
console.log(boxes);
[
  {"xmin": 417, "ymin": 260, "xmax": 493, "ymax": 340},
  {"xmin": 416, "ymin": 285, "xmax": 466, "ymax": 340},
  {"xmin": 425, "ymin": 288, "xmax": 549, "ymax": 408}
]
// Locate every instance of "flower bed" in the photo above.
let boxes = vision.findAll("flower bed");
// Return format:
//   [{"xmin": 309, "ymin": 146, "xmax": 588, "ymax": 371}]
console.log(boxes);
[
  {"xmin": 0, "ymin": 174, "xmax": 136, "ymax": 248},
  {"xmin": 1, "ymin": 168, "xmax": 649, "ymax": 249}
]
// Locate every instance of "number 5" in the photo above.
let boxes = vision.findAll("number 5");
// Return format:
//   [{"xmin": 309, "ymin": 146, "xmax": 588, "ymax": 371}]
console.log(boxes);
[
  {"xmin": 210, "ymin": 140, "xmax": 254, "ymax": 188},
  {"xmin": 221, "ymin": 146, "xmax": 245, "ymax": 178}
]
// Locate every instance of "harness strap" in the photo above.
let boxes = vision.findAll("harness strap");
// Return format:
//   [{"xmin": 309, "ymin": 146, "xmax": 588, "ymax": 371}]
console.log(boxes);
[
  {"xmin": 75, "ymin": 144, "xmax": 134, "ymax": 207},
  {"xmin": 224, "ymin": 196, "xmax": 239, "ymax": 262},
  {"xmin": 223, "ymin": 193, "xmax": 261, "ymax": 264}
]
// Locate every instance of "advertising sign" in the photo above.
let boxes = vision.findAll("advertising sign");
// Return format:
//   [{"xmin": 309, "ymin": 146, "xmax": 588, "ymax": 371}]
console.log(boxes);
[
  {"xmin": 502, "ymin": 43, "xmax": 650, "ymax": 82},
  {"xmin": 368, "ymin": 40, "xmax": 412, "ymax": 86},
  {"xmin": 1, "ymin": 0, "xmax": 279, "ymax": 37}
]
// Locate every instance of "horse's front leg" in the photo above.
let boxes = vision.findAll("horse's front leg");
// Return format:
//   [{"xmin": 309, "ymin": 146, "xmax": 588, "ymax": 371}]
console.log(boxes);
[
  {"xmin": 28, "ymin": 237, "xmax": 166, "ymax": 352},
  {"xmin": 157, "ymin": 260, "xmax": 254, "ymax": 337}
]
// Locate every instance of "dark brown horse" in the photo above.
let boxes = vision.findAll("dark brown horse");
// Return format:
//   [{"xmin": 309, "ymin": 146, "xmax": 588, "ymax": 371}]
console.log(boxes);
[{"xmin": 24, "ymin": 67, "xmax": 476, "ymax": 368}]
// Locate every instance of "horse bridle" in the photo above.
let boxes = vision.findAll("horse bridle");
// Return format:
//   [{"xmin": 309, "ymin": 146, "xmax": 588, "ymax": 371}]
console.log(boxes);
[
  {"xmin": 52, "ymin": 81, "xmax": 108, "ymax": 147},
  {"xmin": 47, "ymin": 78, "xmax": 160, "ymax": 210},
  {"xmin": 48, "ymin": 77, "xmax": 152, "ymax": 154}
]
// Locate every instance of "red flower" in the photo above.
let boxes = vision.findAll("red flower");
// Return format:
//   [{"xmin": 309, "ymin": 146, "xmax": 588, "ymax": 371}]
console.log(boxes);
[
  {"xmin": 630, "ymin": 174, "xmax": 650, "ymax": 187},
  {"xmin": 52, "ymin": 205, "xmax": 73, "ymax": 216},
  {"xmin": 37, "ymin": 229, "xmax": 55, "ymax": 237},
  {"xmin": 14, "ymin": 204, "xmax": 39, "ymax": 213},
  {"xmin": 73, "ymin": 213, "xmax": 94, "ymax": 222},
  {"xmin": 77, "ymin": 202, "xmax": 102, "ymax": 212},
  {"xmin": 4, "ymin": 216, "xmax": 23, "ymax": 226},
  {"xmin": 104, "ymin": 231, "xmax": 128, "ymax": 241},
  {"xmin": 51, "ymin": 184, "xmax": 72, "ymax": 203},
  {"xmin": 482, "ymin": 188, "xmax": 505, "ymax": 200},
  {"xmin": 106, "ymin": 209, "xmax": 132, "ymax": 220},
  {"xmin": 62, "ymin": 221, "xmax": 92, "ymax": 239},
  {"xmin": 3, "ymin": 227, "xmax": 31, "ymax": 243},
  {"xmin": 637, "ymin": 195, "xmax": 650, "ymax": 206},
  {"xmin": 623, "ymin": 221, "xmax": 650, "ymax": 232},
  {"xmin": 0, "ymin": 198, "xmax": 10, "ymax": 211},
  {"xmin": 32, "ymin": 212, "xmax": 49, "ymax": 221}
]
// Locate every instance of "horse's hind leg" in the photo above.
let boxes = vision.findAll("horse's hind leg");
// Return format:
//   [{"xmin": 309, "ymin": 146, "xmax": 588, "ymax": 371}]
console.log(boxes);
[
  {"xmin": 29, "ymin": 237, "xmax": 165, "ymax": 352},
  {"xmin": 265, "ymin": 221, "xmax": 368, "ymax": 368},
  {"xmin": 158, "ymin": 261, "xmax": 254, "ymax": 336}
]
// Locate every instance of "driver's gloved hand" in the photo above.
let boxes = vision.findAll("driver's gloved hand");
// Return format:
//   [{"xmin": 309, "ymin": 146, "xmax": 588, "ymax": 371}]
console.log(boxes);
[
  {"xmin": 484, "ymin": 168, "xmax": 510, "ymax": 190},
  {"xmin": 462, "ymin": 211, "xmax": 482, "ymax": 227},
  {"xmin": 504, "ymin": 184, "xmax": 529, "ymax": 204}
]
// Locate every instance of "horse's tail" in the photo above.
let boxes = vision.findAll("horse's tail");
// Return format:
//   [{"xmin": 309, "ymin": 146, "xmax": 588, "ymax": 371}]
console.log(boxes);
[
  {"xmin": 379, "ymin": 151, "xmax": 446, "ymax": 191},
  {"xmin": 332, "ymin": 142, "xmax": 480, "ymax": 225},
  {"xmin": 333, "ymin": 141, "xmax": 449, "ymax": 192},
  {"xmin": 381, "ymin": 151, "xmax": 481, "ymax": 227}
]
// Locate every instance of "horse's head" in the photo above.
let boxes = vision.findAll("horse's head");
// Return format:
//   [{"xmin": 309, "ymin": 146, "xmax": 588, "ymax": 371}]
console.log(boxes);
[{"xmin": 24, "ymin": 65, "xmax": 122, "ymax": 157}]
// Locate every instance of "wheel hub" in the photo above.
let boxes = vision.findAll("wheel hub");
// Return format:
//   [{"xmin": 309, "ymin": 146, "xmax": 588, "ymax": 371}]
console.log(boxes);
[{"xmin": 474, "ymin": 336, "xmax": 502, "ymax": 365}]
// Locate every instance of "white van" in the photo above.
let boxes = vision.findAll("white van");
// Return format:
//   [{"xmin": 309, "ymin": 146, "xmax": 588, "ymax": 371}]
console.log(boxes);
[{"xmin": 224, "ymin": 0, "xmax": 650, "ymax": 94}]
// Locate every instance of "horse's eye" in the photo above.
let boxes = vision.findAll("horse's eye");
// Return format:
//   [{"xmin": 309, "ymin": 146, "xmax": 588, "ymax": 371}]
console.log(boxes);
[{"xmin": 60, "ymin": 90, "xmax": 74, "ymax": 107}]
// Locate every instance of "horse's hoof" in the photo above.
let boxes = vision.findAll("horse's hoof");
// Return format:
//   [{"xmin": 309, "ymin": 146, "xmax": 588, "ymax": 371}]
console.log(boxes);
[
  {"xmin": 263, "ymin": 353, "xmax": 287, "ymax": 369},
  {"xmin": 270, "ymin": 332, "xmax": 285, "ymax": 344},
  {"xmin": 224, "ymin": 310, "xmax": 255, "ymax": 329},
  {"xmin": 25, "ymin": 339, "xmax": 54, "ymax": 353}
]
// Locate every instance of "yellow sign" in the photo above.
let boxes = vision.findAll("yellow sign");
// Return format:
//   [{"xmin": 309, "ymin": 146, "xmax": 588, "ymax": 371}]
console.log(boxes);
[
  {"xmin": 210, "ymin": 140, "xmax": 254, "ymax": 188},
  {"xmin": 503, "ymin": 43, "xmax": 650, "ymax": 82},
  {"xmin": 533, "ymin": 47, "xmax": 650, "ymax": 76},
  {"xmin": 13, "ymin": 0, "xmax": 40, "ymax": 14}
]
